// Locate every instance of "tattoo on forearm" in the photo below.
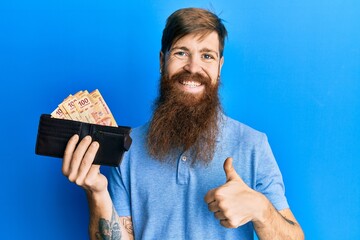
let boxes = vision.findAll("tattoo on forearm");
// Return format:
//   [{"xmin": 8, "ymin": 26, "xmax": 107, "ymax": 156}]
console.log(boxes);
[
  {"xmin": 96, "ymin": 207, "xmax": 121, "ymax": 240},
  {"xmin": 277, "ymin": 209, "xmax": 297, "ymax": 226},
  {"xmin": 282, "ymin": 215, "xmax": 296, "ymax": 226},
  {"xmin": 122, "ymin": 216, "xmax": 134, "ymax": 235}
]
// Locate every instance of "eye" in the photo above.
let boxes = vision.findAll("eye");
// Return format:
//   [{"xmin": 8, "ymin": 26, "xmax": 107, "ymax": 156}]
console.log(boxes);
[
  {"xmin": 202, "ymin": 53, "xmax": 215, "ymax": 61},
  {"xmin": 173, "ymin": 51, "xmax": 189, "ymax": 58}
]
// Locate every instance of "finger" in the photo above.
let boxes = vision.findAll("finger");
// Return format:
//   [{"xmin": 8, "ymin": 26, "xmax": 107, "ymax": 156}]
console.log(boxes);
[
  {"xmin": 214, "ymin": 211, "xmax": 226, "ymax": 220},
  {"xmin": 207, "ymin": 200, "xmax": 220, "ymax": 213},
  {"xmin": 62, "ymin": 134, "xmax": 79, "ymax": 176},
  {"xmin": 220, "ymin": 219, "xmax": 238, "ymax": 229},
  {"xmin": 83, "ymin": 164, "xmax": 102, "ymax": 189},
  {"xmin": 86, "ymin": 163, "xmax": 101, "ymax": 180},
  {"xmin": 68, "ymin": 135, "xmax": 92, "ymax": 182},
  {"xmin": 223, "ymin": 157, "xmax": 241, "ymax": 182},
  {"xmin": 204, "ymin": 188, "xmax": 216, "ymax": 204},
  {"xmin": 75, "ymin": 141, "xmax": 99, "ymax": 186},
  {"xmin": 220, "ymin": 219, "xmax": 233, "ymax": 228},
  {"xmin": 221, "ymin": 217, "xmax": 251, "ymax": 229}
]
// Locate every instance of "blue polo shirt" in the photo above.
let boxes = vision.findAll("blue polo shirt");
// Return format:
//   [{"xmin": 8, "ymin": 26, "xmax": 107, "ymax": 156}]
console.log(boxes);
[{"xmin": 108, "ymin": 114, "xmax": 289, "ymax": 239}]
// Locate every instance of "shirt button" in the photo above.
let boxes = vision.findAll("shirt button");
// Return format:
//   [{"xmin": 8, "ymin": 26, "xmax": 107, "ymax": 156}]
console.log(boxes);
[{"xmin": 181, "ymin": 156, "xmax": 187, "ymax": 162}]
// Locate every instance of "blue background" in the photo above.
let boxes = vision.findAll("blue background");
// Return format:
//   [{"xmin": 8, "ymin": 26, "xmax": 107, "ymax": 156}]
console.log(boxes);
[{"xmin": 1, "ymin": 1, "xmax": 359, "ymax": 239}]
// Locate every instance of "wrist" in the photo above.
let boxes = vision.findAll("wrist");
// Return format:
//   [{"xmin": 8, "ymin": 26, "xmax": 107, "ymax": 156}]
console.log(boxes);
[
  {"xmin": 86, "ymin": 188, "xmax": 110, "ymax": 203},
  {"xmin": 253, "ymin": 192, "xmax": 273, "ymax": 227},
  {"xmin": 86, "ymin": 189, "xmax": 113, "ymax": 217}
]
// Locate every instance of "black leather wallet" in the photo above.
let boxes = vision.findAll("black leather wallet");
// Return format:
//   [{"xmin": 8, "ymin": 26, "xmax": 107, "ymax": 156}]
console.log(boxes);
[{"xmin": 35, "ymin": 114, "xmax": 132, "ymax": 166}]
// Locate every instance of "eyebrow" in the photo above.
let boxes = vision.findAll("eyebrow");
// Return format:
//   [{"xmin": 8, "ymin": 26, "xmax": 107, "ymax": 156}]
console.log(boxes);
[
  {"xmin": 169, "ymin": 46, "xmax": 219, "ymax": 57},
  {"xmin": 200, "ymin": 48, "xmax": 219, "ymax": 57},
  {"xmin": 169, "ymin": 46, "xmax": 189, "ymax": 52}
]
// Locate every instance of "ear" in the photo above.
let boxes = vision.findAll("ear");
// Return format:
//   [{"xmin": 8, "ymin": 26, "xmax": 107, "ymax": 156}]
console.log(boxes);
[
  {"xmin": 218, "ymin": 56, "xmax": 224, "ymax": 77},
  {"xmin": 219, "ymin": 56, "xmax": 224, "ymax": 73}
]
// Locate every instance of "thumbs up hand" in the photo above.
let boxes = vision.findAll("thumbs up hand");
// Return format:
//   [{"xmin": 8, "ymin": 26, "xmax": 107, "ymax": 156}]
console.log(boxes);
[
  {"xmin": 223, "ymin": 156, "xmax": 242, "ymax": 182},
  {"xmin": 204, "ymin": 157, "xmax": 268, "ymax": 228}
]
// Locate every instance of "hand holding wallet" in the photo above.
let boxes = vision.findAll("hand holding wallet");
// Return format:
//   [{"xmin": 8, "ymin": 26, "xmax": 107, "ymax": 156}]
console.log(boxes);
[
  {"xmin": 35, "ymin": 114, "xmax": 132, "ymax": 166},
  {"xmin": 35, "ymin": 89, "xmax": 132, "ymax": 166}
]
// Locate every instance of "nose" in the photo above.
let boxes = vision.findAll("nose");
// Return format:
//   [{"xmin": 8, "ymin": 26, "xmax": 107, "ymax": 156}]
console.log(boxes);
[{"xmin": 183, "ymin": 55, "xmax": 203, "ymax": 74}]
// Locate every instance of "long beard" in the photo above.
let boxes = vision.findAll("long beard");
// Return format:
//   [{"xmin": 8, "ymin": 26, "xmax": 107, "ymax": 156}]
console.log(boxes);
[{"xmin": 147, "ymin": 71, "xmax": 222, "ymax": 165}]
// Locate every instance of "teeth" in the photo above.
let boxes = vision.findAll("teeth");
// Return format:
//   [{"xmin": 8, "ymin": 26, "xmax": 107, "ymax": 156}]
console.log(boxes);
[{"xmin": 181, "ymin": 81, "xmax": 201, "ymax": 87}]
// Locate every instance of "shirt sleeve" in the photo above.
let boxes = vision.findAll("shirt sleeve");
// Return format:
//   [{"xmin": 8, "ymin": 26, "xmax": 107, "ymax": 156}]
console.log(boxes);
[
  {"xmin": 255, "ymin": 134, "xmax": 289, "ymax": 211},
  {"xmin": 108, "ymin": 152, "xmax": 132, "ymax": 217}
]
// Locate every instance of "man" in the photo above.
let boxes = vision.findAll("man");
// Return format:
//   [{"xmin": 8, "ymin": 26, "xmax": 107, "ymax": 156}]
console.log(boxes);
[{"xmin": 62, "ymin": 8, "xmax": 304, "ymax": 239}]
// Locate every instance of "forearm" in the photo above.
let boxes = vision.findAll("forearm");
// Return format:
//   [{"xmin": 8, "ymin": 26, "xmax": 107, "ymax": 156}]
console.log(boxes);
[
  {"xmin": 253, "ymin": 196, "xmax": 304, "ymax": 240},
  {"xmin": 87, "ymin": 190, "xmax": 133, "ymax": 240}
]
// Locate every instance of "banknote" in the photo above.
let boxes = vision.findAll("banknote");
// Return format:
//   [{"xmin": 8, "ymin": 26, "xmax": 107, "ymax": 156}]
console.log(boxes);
[
  {"xmin": 51, "ymin": 89, "xmax": 118, "ymax": 127},
  {"xmin": 74, "ymin": 90, "xmax": 96, "ymax": 124},
  {"xmin": 59, "ymin": 92, "xmax": 83, "ymax": 122},
  {"xmin": 90, "ymin": 89, "xmax": 118, "ymax": 127},
  {"xmin": 50, "ymin": 106, "xmax": 67, "ymax": 119}
]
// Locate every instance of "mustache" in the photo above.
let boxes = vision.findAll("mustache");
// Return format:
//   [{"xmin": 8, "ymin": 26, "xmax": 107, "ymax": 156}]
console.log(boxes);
[{"xmin": 169, "ymin": 71, "xmax": 211, "ymax": 86}]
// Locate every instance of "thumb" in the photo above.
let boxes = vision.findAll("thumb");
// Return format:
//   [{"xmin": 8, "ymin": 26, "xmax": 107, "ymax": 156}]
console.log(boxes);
[{"xmin": 224, "ymin": 157, "xmax": 241, "ymax": 182}]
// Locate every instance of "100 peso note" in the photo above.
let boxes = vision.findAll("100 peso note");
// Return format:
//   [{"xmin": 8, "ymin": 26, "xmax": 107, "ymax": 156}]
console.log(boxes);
[{"xmin": 51, "ymin": 89, "xmax": 118, "ymax": 127}]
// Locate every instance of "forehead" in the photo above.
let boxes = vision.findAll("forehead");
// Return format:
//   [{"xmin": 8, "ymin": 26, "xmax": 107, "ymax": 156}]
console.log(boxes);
[{"xmin": 171, "ymin": 31, "xmax": 220, "ymax": 52}]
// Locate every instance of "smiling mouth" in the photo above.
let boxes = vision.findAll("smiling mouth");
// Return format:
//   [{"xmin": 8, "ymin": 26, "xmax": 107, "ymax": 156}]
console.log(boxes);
[{"xmin": 180, "ymin": 80, "xmax": 202, "ymax": 88}]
